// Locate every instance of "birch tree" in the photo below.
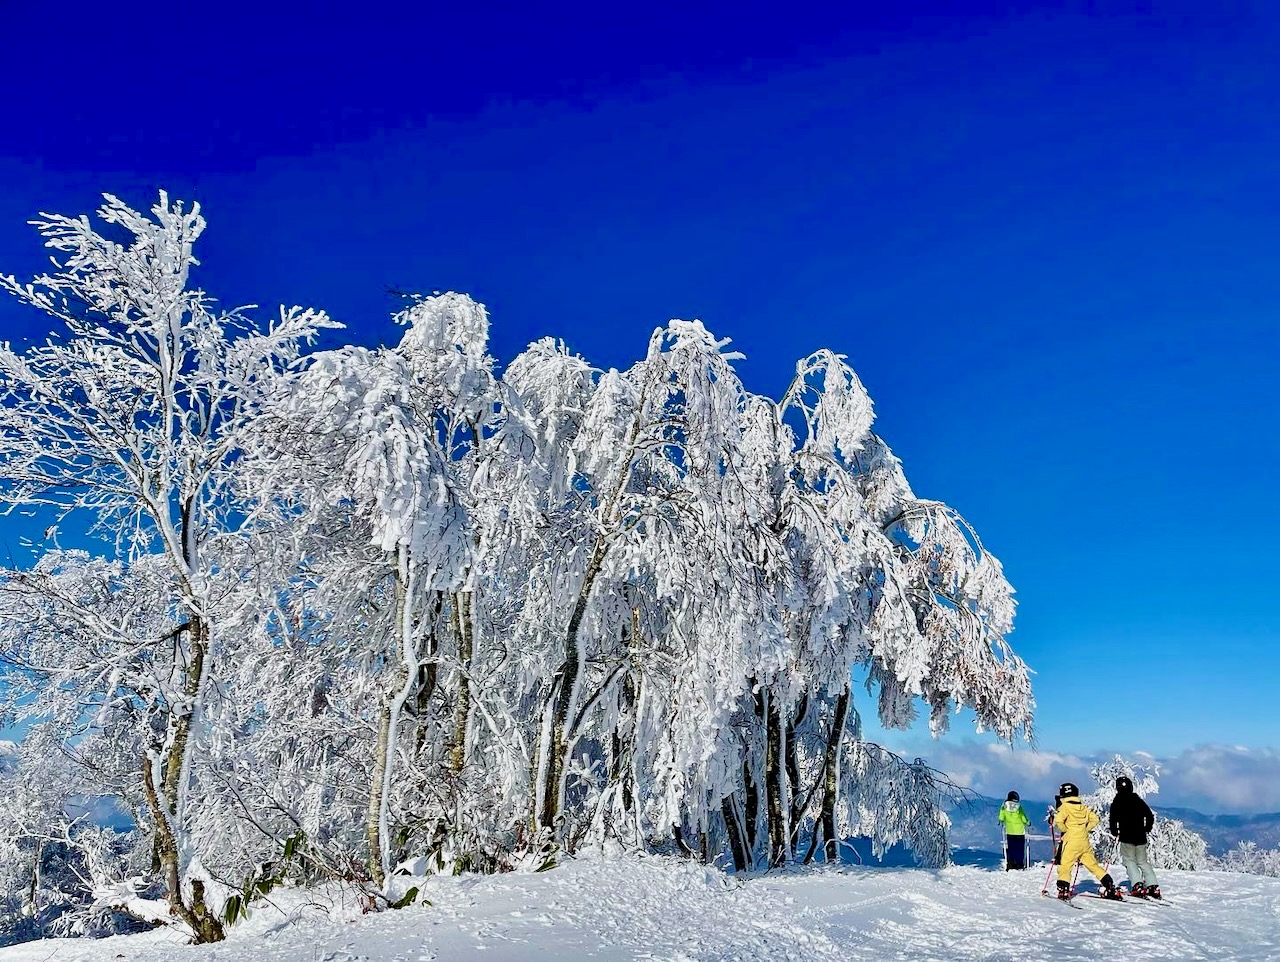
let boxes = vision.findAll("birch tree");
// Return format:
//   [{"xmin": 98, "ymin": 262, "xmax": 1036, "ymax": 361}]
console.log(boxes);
[
  {"xmin": 0, "ymin": 193, "xmax": 336, "ymax": 941},
  {"xmin": 242, "ymin": 292, "xmax": 508, "ymax": 886}
]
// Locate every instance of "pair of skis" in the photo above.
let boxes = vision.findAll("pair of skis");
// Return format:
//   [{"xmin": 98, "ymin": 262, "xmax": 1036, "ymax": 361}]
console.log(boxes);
[
  {"xmin": 1044, "ymin": 888, "xmax": 1170, "ymax": 909},
  {"xmin": 1043, "ymin": 886, "xmax": 1121, "ymax": 907},
  {"xmin": 1043, "ymin": 891, "xmax": 1084, "ymax": 909},
  {"xmin": 1125, "ymin": 890, "xmax": 1171, "ymax": 906}
]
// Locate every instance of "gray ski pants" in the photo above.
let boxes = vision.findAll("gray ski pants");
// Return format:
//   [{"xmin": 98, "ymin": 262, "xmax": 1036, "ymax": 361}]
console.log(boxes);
[{"xmin": 1120, "ymin": 842, "xmax": 1158, "ymax": 887}]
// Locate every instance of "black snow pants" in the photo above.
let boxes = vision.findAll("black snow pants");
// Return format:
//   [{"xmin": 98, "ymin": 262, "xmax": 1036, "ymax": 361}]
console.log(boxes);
[{"xmin": 1005, "ymin": 834, "xmax": 1027, "ymax": 870}]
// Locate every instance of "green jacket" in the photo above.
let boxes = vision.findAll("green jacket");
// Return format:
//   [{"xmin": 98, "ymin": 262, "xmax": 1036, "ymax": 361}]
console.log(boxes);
[{"xmin": 998, "ymin": 802, "xmax": 1031, "ymax": 835}]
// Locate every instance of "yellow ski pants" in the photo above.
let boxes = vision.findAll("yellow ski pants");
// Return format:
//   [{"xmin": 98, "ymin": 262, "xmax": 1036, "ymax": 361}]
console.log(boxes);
[{"xmin": 1057, "ymin": 835, "xmax": 1107, "ymax": 883}]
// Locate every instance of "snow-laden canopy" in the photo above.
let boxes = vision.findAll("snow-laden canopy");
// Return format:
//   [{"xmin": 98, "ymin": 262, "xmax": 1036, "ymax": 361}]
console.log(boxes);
[{"xmin": 0, "ymin": 194, "xmax": 1033, "ymax": 943}]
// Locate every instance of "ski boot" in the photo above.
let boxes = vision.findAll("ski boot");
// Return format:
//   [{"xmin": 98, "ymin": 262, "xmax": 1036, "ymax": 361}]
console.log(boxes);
[
  {"xmin": 1130, "ymin": 883, "xmax": 1148, "ymax": 897},
  {"xmin": 1146, "ymin": 884, "xmax": 1162, "ymax": 900},
  {"xmin": 1056, "ymin": 879, "xmax": 1072, "ymax": 901},
  {"xmin": 1099, "ymin": 874, "xmax": 1122, "ymax": 900}
]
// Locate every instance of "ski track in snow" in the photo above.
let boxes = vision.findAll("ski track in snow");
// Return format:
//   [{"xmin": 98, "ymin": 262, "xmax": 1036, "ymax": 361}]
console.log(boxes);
[{"xmin": 1, "ymin": 856, "xmax": 1278, "ymax": 962}]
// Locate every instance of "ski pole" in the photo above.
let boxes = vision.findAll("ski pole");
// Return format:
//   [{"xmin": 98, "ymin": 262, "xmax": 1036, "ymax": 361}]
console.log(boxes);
[
  {"xmin": 1039, "ymin": 825, "xmax": 1058, "ymax": 895},
  {"xmin": 1001, "ymin": 828, "xmax": 1008, "ymax": 871},
  {"xmin": 1039, "ymin": 856, "xmax": 1056, "ymax": 895}
]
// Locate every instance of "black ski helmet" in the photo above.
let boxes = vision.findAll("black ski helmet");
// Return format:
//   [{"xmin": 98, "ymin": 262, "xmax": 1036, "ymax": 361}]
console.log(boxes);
[
  {"xmin": 1006, "ymin": 791, "xmax": 1020, "ymax": 802},
  {"xmin": 1059, "ymin": 782, "xmax": 1079, "ymax": 798},
  {"xmin": 1116, "ymin": 776, "xmax": 1133, "ymax": 792}
]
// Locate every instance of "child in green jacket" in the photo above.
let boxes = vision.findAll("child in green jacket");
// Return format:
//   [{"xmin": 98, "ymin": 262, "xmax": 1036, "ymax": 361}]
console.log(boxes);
[{"xmin": 998, "ymin": 791, "xmax": 1032, "ymax": 870}]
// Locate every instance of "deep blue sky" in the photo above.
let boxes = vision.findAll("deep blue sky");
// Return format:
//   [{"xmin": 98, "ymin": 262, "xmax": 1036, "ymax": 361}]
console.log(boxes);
[{"xmin": 2, "ymin": 1, "xmax": 1278, "ymax": 806}]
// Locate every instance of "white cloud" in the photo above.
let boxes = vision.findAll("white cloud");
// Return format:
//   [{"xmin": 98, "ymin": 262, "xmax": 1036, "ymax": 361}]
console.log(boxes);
[
  {"xmin": 1154, "ymin": 745, "xmax": 1280, "ymax": 814},
  {"xmin": 880, "ymin": 738, "xmax": 1280, "ymax": 814},
  {"xmin": 883, "ymin": 736, "xmax": 1094, "ymax": 803}
]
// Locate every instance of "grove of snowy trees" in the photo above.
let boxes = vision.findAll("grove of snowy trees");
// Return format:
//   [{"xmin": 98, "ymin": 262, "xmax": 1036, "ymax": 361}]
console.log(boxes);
[{"xmin": 0, "ymin": 194, "xmax": 1036, "ymax": 943}]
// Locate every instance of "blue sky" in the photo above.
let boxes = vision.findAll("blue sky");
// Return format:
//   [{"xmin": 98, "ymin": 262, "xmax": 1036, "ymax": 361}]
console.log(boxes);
[{"xmin": 2, "ymin": 1, "xmax": 1278, "ymax": 811}]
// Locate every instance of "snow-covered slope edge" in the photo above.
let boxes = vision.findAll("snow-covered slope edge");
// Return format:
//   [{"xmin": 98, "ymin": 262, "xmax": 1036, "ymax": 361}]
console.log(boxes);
[{"xmin": 0, "ymin": 854, "xmax": 1276, "ymax": 962}]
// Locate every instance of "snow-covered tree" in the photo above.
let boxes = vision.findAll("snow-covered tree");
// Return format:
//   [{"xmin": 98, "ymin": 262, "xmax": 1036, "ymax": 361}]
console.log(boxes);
[
  {"xmin": 1213, "ymin": 842, "xmax": 1280, "ymax": 877},
  {"xmin": 0, "ymin": 735, "xmax": 147, "ymax": 944},
  {"xmin": 235, "ymin": 291, "xmax": 516, "ymax": 885},
  {"xmin": 0, "ymin": 193, "xmax": 337, "ymax": 941}
]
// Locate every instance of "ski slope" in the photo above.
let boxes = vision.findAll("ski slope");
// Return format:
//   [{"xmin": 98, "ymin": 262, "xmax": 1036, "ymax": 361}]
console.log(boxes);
[{"xmin": 1, "ymin": 853, "xmax": 1276, "ymax": 962}]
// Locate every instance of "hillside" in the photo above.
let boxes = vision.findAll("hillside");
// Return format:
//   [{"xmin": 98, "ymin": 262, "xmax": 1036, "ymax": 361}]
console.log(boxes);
[{"xmin": 0, "ymin": 852, "xmax": 1275, "ymax": 962}]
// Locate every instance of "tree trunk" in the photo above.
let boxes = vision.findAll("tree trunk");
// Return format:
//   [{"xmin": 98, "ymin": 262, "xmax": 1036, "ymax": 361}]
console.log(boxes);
[
  {"xmin": 412, "ymin": 592, "xmax": 443, "ymax": 758},
  {"xmin": 365, "ymin": 700, "xmax": 394, "ymax": 888},
  {"xmin": 618, "ymin": 607, "xmax": 640, "ymax": 819},
  {"xmin": 806, "ymin": 686, "xmax": 850, "ymax": 865},
  {"xmin": 161, "ymin": 616, "xmax": 208, "ymax": 829},
  {"xmin": 786, "ymin": 692, "xmax": 807, "ymax": 839},
  {"xmin": 607, "ymin": 655, "xmax": 637, "ymax": 837},
  {"xmin": 625, "ymin": 658, "xmax": 647, "ymax": 848},
  {"xmin": 742, "ymin": 684, "xmax": 766, "ymax": 863},
  {"xmin": 449, "ymin": 591, "xmax": 473, "ymax": 776},
  {"xmin": 27, "ymin": 839, "xmax": 42, "ymax": 918},
  {"xmin": 366, "ymin": 560, "xmax": 419, "ymax": 887},
  {"xmin": 742, "ymin": 758, "xmax": 759, "ymax": 864},
  {"xmin": 143, "ymin": 754, "xmax": 225, "ymax": 943},
  {"xmin": 537, "ymin": 540, "xmax": 605, "ymax": 831},
  {"xmin": 144, "ymin": 614, "xmax": 223, "ymax": 942},
  {"xmin": 722, "ymin": 795, "xmax": 748, "ymax": 872},
  {"xmin": 765, "ymin": 693, "xmax": 787, "ymax": 867},
  {"xmin": 537, "ymin": 403, "xmax": 645, "ymax": 836}
]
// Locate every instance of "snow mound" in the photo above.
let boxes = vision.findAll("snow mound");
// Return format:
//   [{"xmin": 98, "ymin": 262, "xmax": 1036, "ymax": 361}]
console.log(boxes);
[{"xmin": 1, "ymin": 854, "xmax": 1278, "ymax": 961}]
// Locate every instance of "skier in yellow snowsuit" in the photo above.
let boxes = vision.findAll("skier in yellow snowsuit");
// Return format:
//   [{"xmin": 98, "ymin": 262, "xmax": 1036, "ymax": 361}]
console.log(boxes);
[{"xmin": 1053, "ymin": 782, "xmax": 1117, "ymax": 899}]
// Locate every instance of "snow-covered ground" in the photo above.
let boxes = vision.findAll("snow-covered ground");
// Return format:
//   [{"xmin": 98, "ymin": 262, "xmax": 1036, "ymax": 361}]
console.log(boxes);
[{"xmin": 2, "ymin": 853, "xmax": 1277, "ymax": 962}]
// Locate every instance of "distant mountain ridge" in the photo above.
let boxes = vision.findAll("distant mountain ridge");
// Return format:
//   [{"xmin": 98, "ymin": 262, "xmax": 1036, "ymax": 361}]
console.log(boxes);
[
  {"xmin": 1159, "ymin": 806, "xmax": 1280, "ymax": 854},
  {"xmin": 947, "ymin": 796, "xmax": 1280, "ymax": 857}
]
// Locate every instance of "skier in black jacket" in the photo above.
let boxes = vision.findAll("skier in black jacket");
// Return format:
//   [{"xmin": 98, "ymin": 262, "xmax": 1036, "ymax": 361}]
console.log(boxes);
[{"xmin": 1109, "ymin": 775, "xmax": 1161, "ymax": 898}]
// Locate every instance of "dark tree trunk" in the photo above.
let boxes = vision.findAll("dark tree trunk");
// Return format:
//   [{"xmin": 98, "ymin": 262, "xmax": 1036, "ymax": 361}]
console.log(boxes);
[
  {"xmin": 743, "ymin": 685, "xmax": 767, "ymax": 862},
  {"xmin": 765, "ymin": 695, "xmax": 787, "ymax": 867},
  {"xmin": 786, "ymin": 692, "xmax": 808, "ymax": 836},
  {"xmin": 144, "ymin": 613, "xmax": 224, "ymax": 943},
  {"xmin": 743, "ymin": 758, "xmax": 759, "ymax": 862},
  {"xmin": 162, "ymin": 617, "xmax": 206, "ymax": 810},
  {"xmin": 412, "ymin": 592, "xmax": 443, "ymax": 757},
  {"xmin": 722, "ymin": 795, "xmax": 748, "ymax": 872},
  {"xmin": 538, "ymin": 408, "xmax": 645, "ymax": 836},
  {"xmin": 539, "ymin": 541, "xmax": 605, "ymax": 831},
  {"xmin": 608, "ymin": 646, "xmax": 638, "ymax": 822},
  {"xmin": 805, "ymin": 686, "xmax": 850, "ymax": 865}
]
